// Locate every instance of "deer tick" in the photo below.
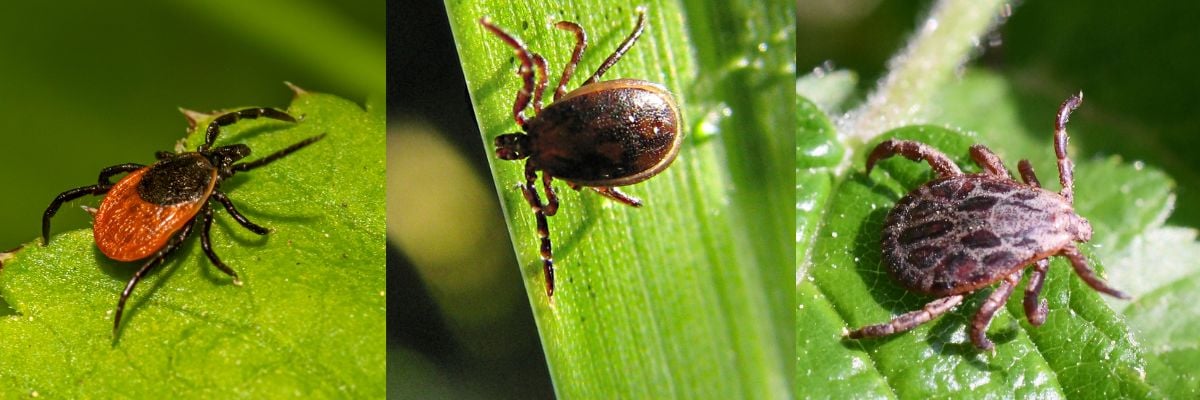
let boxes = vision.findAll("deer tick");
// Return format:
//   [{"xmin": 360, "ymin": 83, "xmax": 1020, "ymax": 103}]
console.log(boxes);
[
  {"xmin": 847, "ymin": 93, "xmax": 1129, "ymax": 350},
  {"xmin": 42, "ymin": 107, "xmax": 325, "ymax": 335},
  {"xmin": 480, "ymin": 9, "xmax": 682, "ymax": 298}
]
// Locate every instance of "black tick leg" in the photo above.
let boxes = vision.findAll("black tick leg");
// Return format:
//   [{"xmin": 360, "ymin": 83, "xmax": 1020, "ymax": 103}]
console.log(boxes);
[
  {"xmin": 211, "ymin": 191, "xmax": 268, "ymax": 235},
  {"xmin": 43, "ymin": 184, "xmax": 111, "ymax": 245},
  {"xmin": 201, "ymin": 108, "xmax": 297, "ymax": 151},
  {"xmin": 113, "ymin": 220, "xmax": 196, "ymax": 337},
  {"xmin": 200, "ymin": 204, "xmax": 241, "ymax": 285}
]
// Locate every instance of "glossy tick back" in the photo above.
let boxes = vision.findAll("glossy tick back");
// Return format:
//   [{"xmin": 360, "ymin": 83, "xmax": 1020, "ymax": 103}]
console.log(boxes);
[
  {"xmin": 846, "ymin": 93, "xmax": 1130, "ymax": 350},
  {"xmin": 480, "ymin": 9, "xmax": 681, "ymax": 299},
  {"xmin": 42, "ymin": 107, "xmax": 325, "ymax": 336}
]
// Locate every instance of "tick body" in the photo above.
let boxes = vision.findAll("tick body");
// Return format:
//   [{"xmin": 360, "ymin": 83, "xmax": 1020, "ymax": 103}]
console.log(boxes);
[
  {"xmin": 847, "ymin": 93, "xmax": 1129, "ymax": 350},
  {"xmin": 482, "ymin": 9, "xmax": 681, "ymax": 298},
  {"xmin": 42, "ymin": 107, "xmax": 325, "ymax": 335}
]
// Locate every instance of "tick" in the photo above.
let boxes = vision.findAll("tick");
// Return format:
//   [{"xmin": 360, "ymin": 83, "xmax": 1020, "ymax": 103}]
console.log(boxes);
[
  {"xmin": 42, "ymin": 107, "xmax": 325, "ymax": 335},
  {"xmin": 846, "ymin": 93, "xmax": 1129, "ymax": 350},
  {"xmin": 480, "ymin": 9, "xmax": 681, "ymax": 298}
]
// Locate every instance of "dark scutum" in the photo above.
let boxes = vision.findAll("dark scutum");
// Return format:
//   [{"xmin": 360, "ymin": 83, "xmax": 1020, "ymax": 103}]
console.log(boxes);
[{"xmin": 136, "ymin": 154, "xmax": 215, "ymax": 206}]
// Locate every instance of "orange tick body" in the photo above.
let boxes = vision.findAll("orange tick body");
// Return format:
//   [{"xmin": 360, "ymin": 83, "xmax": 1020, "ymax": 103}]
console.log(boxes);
[
  {"xmin": 42, "ymin": 107, "xmax": 325, "ymax": 336},
  {"xmin": 92, "ymin": 157, "xmax": 216, "ymax": 261}
]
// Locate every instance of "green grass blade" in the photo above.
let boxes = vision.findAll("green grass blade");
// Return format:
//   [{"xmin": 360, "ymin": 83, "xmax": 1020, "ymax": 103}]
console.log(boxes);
[{"xmin": 445, "ymin": 1, "xmax": 790, "ymax": 398}]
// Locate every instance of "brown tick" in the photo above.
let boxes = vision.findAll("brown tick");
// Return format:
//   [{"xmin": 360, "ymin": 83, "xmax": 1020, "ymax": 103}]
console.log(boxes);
[
  {"xmin": 479, "ymin": 9, "xmax": 682, "ymax": 298},
  {"xmin": 43, "ymin": 107, "xmax": 324, "ymax": 335},
  {"xmin": 846, "ymin": 93, "xmax": 1129, "ymax": 350}
]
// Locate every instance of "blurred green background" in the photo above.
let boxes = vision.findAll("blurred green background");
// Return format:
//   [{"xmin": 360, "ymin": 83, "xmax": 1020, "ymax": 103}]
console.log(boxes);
[
  {"xmin": 798, "ymin": 0, "xmax": 1200, "ymax": 227},
  {"xmin": 0, "ymin": 1, "xmax": 382, "ymax": 249}
]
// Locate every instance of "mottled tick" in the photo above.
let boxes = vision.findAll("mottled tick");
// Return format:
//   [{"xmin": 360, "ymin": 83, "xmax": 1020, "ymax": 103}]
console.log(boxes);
[
  {"xmin": 480, "ymin": 9, "xmax": 682, "ymax": 298},
  {"xmin": 847, "ymin": 93, "xmax": 1129, "ymax": 350},
  {"xmin": 43, "ymin": 107, "xmax": 324, "ymax": 335}
]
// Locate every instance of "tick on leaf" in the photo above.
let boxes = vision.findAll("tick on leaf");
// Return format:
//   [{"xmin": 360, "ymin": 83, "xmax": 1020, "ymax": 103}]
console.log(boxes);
[
  {"xmin": 42, "ymin": 107, "xmax": 325, "ymax": 335},
  {"xmin": 480, "ymin": 9, "xmax": 682, "ymax": 298},
  {"xmin": 846, "ymin": 93, "xmax": 1129, "ymax": 350}
]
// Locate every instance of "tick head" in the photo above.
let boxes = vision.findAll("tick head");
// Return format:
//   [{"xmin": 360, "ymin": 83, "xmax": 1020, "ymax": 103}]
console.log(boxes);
[
  {"xmin": 495, "ymin": 133, "xmax": 530, "ymax": 160},
  {"xmin": 1068, "ymin": 212, "xmax": 1093, "ymax": 243},
  {"xmin": 208, "ymin": 144, "xmax": 251, "ymax": 169}
]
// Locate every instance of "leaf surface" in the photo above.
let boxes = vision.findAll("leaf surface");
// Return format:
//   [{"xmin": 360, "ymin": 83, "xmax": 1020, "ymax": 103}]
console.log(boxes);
[
  {"xmin": 446, "ymin": 0, "xmax": 792, "ymax": 398},
  {"xmin": 0, "ymin": 91, "xmax": 386, "ymax": 397}
]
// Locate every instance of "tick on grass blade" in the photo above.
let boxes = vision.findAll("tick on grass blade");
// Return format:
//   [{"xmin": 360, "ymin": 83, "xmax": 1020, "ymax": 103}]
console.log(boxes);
[
  {"xmin": 42, "ymin": 107, "xmax": 325, "ymax": 335},
  {"xmin": 480, "ymin": 9, "xmax": 682, "ymax": 298},
  {"xmin": 846, "ymin": 93, "xmax": 1129, "ymax": 350}
]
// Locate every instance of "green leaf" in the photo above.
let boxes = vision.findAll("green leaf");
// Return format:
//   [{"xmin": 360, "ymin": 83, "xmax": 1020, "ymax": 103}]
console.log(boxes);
[
  {"xmin": 798, "ymin": 81, "xmax": 899, "ymax": 398},
  {"xmin": 0, "ymin": 91, "xmax": 385, "ymax": 397},
  {"xmin": 1124, "ymin": 250, "xmax": 1200, "ymax": 398},
  {"xmin": 797, "ymin": 63, "xmax": 1177, "ymax": 400},
  {"xmin": 809, "ymin": 126, "xmax": 1153, "ymax": 398},
  {"xmin": 1102, "ymin": 218, "xmax": 1200, "ymax": 399},
  {"xmin": 797, "ymin": 93, "xmax": 841, "ymax": 279},
  {"xmin": 0, "ymin": 1, "xmax": 383, "ymax": 249},
  {"xmin": 796, "ymin": 0, "xmax": 1196, "ymax": 396},
  {"xmin": 934, "ymin": 70, "xmax": 1200, "ymax": 397},
  {"xmin": 797, "ymin": 69, "xmax": 857, "ymax": 114},
  {"xmin": 446, "ymin": 0, "xmax": 791, "ymax": 398}
]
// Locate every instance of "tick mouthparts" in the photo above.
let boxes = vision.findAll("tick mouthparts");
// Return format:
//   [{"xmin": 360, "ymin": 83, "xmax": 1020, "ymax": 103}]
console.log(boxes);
[
  {"xmin": 494, "ymin": 133, "xmax": 528, "ymax": 160},
  {"xmin": 1070, "ymin": 214, "xmax": 1093, "ymax": 242}
]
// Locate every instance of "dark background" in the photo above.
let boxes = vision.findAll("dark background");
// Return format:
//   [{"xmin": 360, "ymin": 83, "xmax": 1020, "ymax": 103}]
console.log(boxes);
[{"xmin": 387, "ymin": 0, "xmax": 553, "ymax": 398}]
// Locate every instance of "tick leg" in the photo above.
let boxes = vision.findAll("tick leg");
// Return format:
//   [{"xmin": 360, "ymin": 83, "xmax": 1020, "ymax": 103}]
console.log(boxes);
[
  {"xmin": 480, "ymin": 17, "xmax": 539, "ymax": 127},
  {"xmin": 847, "ymin": 295, "xmax": 963, "ymax": 340},
  {"xmin": 1018, "ymin": 159, "xmax": 1042, "ymax": 187},
  {"xmin": 540, "ymin": 170, "xmax": 559, "ymax": 217},
  {"xmin": 230, "ymin": 133, "xmax": 326, "ymax": 174},
  {"xmin": 1024, "ymin": 259, "xmax": 1050, "ymax": 326},
  {"xmin": 1063, "ymin": 245, "xmax": 1130, "ymax": 299},
  {"xmin": 42, "ymin": 184, "xmax": 112, "ymax": 246},
  {"xmin": 553, "ymin": 21, "xmax": 587, "ymax": 100},
  {"xmin": 211, "ymin": 191, "xmax": 268, "ymax": 235},
  {"xmin": 971, "ymin": 270, "xmax": 1021, "ymax": 350},
  {"xmin": 535, "ymin": 204, "xmax": 555, "ymax": 298},
  {"xmin": 113, "ymin": 221, "xmax": 195, "ymax": 336},
  {"xmin": 590, "ymin": 187, "xmax": 643, "ymax": 207},
  {"xmin": 517, "ymin": 162, "xmax": 557, "ymax": 297},
  {"xmin": 866, "ymin": 139, "xmax": 962, "ymax": 179},
  {"xmin": 1055, "ymin": 93, "xmax": 1083, "ymax": 203},
  {"xmin": 968, "ymin": 145, "xmax": 1011, "ymax": 178},
  {"xmin": 97, "ymin": 163, "xmax": 144, "ymax": 185},
  {"xmin": 200, "ymin": 205, "xmax": 241, "ymax": 284},
  {"xmin": 516, "ymin": 162, "xmax": 560, "ymax": 218},
  {"xmin": 531, "ymin": 54, "xmax": 549, "ymax": 114},
  {"xmin": 201, "ymin": 108, "xmax": 297, "ymax": 151},
  {"xmin": 583, "ymin": 9, "xmax": 646, "ymax": 86}
]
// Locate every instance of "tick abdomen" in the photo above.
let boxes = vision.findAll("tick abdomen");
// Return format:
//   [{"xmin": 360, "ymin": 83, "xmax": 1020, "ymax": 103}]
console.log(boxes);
[
  {"xmin": 882, "ymin": 174, "xmax": 1090, "ymax": 296},
  {"xmin": 94, "ymin": 166, "xmax": 214, "ymax": 261},
  {"xmin": 526, "ymin": 79, "xmax": 679, "ymax": 185}
]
